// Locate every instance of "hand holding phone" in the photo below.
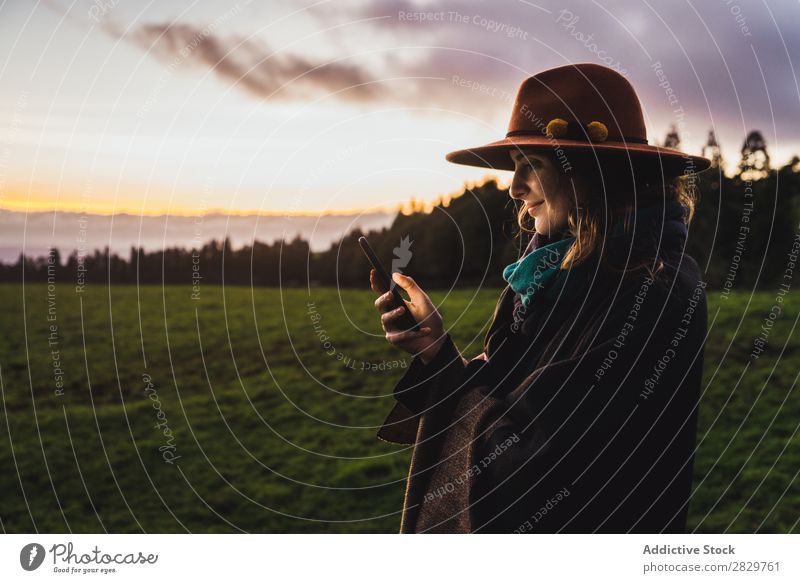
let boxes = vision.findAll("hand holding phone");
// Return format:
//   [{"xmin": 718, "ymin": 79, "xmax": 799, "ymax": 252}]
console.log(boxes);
[
  {"xmin": 359, "ymin": 236, "xmax": 420, "ymax": 331},
  {"xmin": 361, "ymin": 236, "xmax": 449, "ymax": 364}
]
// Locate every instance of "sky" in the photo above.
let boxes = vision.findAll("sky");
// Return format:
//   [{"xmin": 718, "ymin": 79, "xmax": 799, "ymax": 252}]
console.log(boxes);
[{"xmin": 1, "ymin": 0, "xmax": 798, "ymax": 216}]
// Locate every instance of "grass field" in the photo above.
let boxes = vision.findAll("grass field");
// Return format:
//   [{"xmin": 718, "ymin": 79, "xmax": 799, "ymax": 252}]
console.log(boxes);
[{"xmin": 0, "ymin": 283, "xmax": 797, "ymax": 533}]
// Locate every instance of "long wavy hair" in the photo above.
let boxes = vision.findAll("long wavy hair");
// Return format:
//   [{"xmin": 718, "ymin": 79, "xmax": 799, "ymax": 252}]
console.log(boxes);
[{"xmin": 515, "ymin": 150, "xmax": 698, "ymax": 278}]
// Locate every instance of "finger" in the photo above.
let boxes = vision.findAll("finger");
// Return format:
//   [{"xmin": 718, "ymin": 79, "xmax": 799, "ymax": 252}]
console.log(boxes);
[
  {"xmin": 369, "ymin": 269, "xmax": 380, "ymax": 294},
  {"xmin": 380, "ymin": 305, "xmax": 407, "ymax": 328},
  {"xmin": 373, "ymin": 290, "xmax": 388, "ymax": 311},
  {"xmin": 391, "ymin": 272, "xmax": 423, "ymax": 304},
  {"xmin": 385, "ymin": 327, "xmax": 431, "ymax": 344},
  {"xmin": 374, "ymin": 291, "xmax": 400, "ymax": 313}
]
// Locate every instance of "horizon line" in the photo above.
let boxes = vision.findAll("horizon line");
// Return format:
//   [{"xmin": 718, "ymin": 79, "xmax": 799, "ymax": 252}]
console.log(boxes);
[{"xmin": 0, "ymin": 203, "xmax": 406, "ymax": 218}]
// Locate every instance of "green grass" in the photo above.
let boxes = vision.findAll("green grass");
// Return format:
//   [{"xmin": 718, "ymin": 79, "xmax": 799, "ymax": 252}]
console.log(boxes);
[{"xmin": 0, "ymin": 283, "xmax": 797, "ymax": 533}]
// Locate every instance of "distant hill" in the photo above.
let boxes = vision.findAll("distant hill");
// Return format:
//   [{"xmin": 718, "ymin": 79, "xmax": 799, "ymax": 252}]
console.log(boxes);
[{"xmin": 0, "ymin": 209, "xmax": 396, "ymax": 262}]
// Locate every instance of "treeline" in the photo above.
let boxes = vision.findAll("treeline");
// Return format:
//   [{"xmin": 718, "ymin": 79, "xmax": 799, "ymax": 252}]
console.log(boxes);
[
  {"xmin": 0, "ymin": 179, "xmax": 519, "ymax": 289},
  {"xmin": 0, "ymin": 236, "xmax": 313, "ymax": 287},
  {"xmin": 3, "ymin": 147, "xmax": 800, "ymax": 292}
]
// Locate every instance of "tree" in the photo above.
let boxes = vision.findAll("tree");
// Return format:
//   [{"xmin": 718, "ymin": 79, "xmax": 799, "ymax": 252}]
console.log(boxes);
[
  {"xmin": 739, "ymin": 130, "xmax": 771, "ymax": 179},
  {"xmin": 662, "ymin": 124, "xmax": 681, "ymax": 149},
  {"xmin": 702, "ymin": 129, "xmax": 725, "ymax": 170}
]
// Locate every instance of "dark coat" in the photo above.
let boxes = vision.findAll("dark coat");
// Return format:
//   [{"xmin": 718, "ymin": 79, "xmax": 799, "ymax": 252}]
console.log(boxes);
[{"xmin": 376, "ymin": 212, "xmax": 708, "ymax": 533}]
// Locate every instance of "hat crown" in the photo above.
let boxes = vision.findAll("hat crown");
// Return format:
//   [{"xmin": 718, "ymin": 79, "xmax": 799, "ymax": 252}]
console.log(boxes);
[
  {"xmin": 444, "ymin": 62, "xmax": 711, "ymax": 174},
  {"xmin": 508, "ymin": 63, "xmax": 647, "ymax": 143}
]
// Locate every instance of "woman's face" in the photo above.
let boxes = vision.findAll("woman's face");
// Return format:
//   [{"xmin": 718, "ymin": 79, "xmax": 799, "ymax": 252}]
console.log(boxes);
[{"xmin": 509, "ymin": 150, "xmax": 572, "ymax": 235}]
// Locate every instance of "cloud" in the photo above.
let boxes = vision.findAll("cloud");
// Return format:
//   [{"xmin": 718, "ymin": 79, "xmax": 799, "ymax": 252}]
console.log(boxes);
[
  {"xmin": 95, "ymin": 0, "xmax": 800, "ymax": 158},
  {"xmin": 115, "ymin": 22, "xmax": 384, "ymax": 103},
  {"xmin": 338, "ymin": 0, "xmax": 800, "ymax": 155}
]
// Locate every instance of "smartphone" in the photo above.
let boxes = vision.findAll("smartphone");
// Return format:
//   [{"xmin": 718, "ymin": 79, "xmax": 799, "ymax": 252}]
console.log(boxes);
[{"xmin": 358, "ymin": 236, "xmax": 420, "ymax": 331}]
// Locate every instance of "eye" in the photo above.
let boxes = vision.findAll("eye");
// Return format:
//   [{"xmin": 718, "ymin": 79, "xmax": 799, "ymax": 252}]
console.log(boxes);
[{"xmin": 515, "ymin": 157, "xmax": 539, "ymax": 170}]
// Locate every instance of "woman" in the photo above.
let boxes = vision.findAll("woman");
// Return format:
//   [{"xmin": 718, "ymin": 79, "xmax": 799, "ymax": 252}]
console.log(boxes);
[{"xmin": 372, "ymin": 63, "xmax": 711, "ymax": 533}]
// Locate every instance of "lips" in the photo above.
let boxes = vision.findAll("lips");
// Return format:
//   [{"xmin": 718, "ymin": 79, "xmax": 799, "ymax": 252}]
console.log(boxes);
[{"xmin": 526, "ymin": 200, "xmax": 544, "ymax": 214}]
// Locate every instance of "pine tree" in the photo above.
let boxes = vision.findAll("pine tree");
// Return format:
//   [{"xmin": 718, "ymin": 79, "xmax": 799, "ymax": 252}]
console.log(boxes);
[
  {"xmin": 663, "ymin": 124, "xmax": 681, "ymax": 149},
  {"xmin": 739, "ymin": 130, "xmax": 771, "ymax": 179},
  {"xmin": 702, "ymin": 129, "xmax": 725, "ymax": 170}
]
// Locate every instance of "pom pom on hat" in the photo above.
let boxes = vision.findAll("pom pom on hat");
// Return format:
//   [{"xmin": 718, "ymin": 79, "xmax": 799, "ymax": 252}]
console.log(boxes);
[
  {"xmin": 545, "ymin": 118, "xmax": 608, "ymax": 142},
  {"xmin": 545, "ymin": 118, "xmax": 569, "ymax": 139},
  {"xmin": 586, "ymin": 120, "xmax": 608, "ymax": 142}
]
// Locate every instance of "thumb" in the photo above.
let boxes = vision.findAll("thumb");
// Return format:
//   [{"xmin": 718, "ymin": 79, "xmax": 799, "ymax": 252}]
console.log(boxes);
[{"xmin": 392, "ymin": 272, "xmax": 423, "ymax": 301}]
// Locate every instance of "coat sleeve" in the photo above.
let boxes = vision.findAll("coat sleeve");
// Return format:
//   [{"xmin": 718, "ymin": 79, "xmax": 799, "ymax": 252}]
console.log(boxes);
[
  {"xmin": 409, "ymin": 274, "xmax": 706, "ymax": 532},
  {"xmin": 392, "ymin": 335, "xmax": 469, "ymax": 413},
  {"xmin": 375, "ymin": 335, "xmax": 488, "ymax": 445}
]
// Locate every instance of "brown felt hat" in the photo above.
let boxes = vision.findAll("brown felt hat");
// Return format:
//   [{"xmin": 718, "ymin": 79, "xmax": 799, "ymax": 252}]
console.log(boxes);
[{"xmin": 446, "ymin": 63, "xmax": 711, "ymax": 176}]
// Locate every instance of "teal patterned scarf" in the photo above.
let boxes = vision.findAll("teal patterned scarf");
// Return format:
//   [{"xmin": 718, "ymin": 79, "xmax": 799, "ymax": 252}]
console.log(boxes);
[
  {"xmin": 501, "ymin": 200, "xmax": 689, "ymax": 312},
  {"xmin": 502, "ymin": 235, "xmax": 576, "ymax": 309}
]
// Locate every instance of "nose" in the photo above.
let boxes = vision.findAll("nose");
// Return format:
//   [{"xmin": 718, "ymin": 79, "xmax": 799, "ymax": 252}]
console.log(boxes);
[{"xmin": 509, "ymin": 166, "xmax": 529, "ymax": 200}]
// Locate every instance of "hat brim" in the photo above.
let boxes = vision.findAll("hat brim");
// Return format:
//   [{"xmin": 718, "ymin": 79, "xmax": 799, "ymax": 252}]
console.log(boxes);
[{"xmin": 446, "ymin": 136, "xmax": 712, "ymax": 176}]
